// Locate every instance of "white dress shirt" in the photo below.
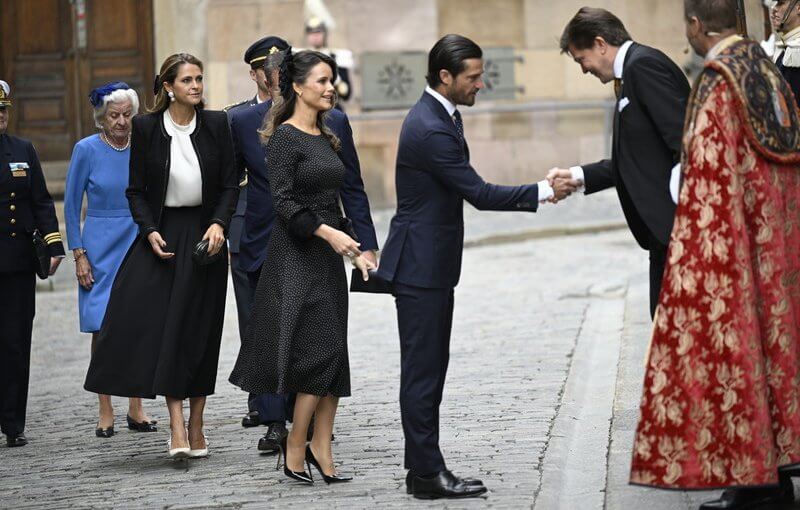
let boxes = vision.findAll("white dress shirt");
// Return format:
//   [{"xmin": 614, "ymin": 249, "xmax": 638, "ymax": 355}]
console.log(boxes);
[
  {"xmin": 163, "ymin": 110, "xmax": 203, "ymax": 207},
  {"xmin": 423, "ymin": 87, "xmax": 552, "ymax": 201}
]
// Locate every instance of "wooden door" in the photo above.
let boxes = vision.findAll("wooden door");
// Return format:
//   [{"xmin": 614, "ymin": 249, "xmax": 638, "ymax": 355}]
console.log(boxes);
[
  {"xmin": 0, "ymin": 0, "xmax": 154, "ymax": 161},
  {"xmin": 0, "ymin": 0, "xmax": 75, "ymax": 160}
]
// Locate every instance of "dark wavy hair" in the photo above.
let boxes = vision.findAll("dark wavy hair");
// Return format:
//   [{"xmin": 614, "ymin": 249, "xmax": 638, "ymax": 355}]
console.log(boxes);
[
  {"xmin": 259, "ymin": 49, "xmax": 340, "ymax": 151},
  {"xmin": 149, "ymin": 53, "xmax": 205, "ymax": 112}
]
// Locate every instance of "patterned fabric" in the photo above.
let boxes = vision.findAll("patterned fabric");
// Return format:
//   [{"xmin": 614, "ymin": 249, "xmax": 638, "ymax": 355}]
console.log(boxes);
[
  {"xmin": 630, "ymin": 39, "xmax": 800, "ymax": 490},
  {"xmin": 701, "ymin": 39, "xmax": 800, "ymax": 159}
]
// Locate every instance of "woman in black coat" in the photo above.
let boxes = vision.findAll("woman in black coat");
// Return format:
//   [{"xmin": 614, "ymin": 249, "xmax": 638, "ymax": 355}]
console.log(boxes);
[{"xmin": 84, "ymin": 53, "xmax": 238, "ymax": 459}]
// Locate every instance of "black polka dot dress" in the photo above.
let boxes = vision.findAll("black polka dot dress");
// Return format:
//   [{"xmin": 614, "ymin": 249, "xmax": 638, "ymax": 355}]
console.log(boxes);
[{"xmin": 229, "ymin": 123, "xmax": 351, "ymax": 398}]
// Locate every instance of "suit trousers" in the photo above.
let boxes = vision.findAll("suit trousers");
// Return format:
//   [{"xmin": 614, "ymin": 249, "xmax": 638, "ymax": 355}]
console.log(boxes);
[
  {"xmin": 0, "ymin": 271, "xmax": 35, "ymax": 437},
  {"xmin": 394, "ymin": 282, "xmax": 455, "ymax": 476},
  {"xmin": 244, "ymin": 267, "xmax": 290, "ymax": 423},
  {"xmin": 231, "ymin": 253, "xmax": 257, "ymax": 412},
  {"xmin": 649, "ymin": 239, "xmax": 668, "ymax": 319}
]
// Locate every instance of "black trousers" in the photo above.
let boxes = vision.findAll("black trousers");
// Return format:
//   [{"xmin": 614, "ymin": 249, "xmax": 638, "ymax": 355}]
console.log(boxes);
[
  {"xmin": 649, "ymin": 240, "xmax": 668, "ymax": 319},
  {"xmin": 0, "ymin": 271, "xmax": 35, "ymax": 437},
  {"xmin": 243, "ymin": 267, "xmax": 290, "ymax": 423},
  {"xmin": 394, "ymin": 282, "xmax": 455, "ymax": 476}
]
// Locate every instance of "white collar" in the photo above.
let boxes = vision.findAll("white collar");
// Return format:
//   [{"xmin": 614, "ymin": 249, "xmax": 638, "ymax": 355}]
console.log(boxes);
[
  {"xmin": 613, "ymin": 40, "xmax": 634, "ymax": 79},
  {"xmin": 706, "ymin": 34, "xmax": 743, "ymax": 61},
  {"xmin": 780, "ymin": 25, "xmax": 800, "ymax": 44},
  {"xmin": 425, "ymin": 86, "xmax": 457, "ymax": 117},
  {"xmin": 256, "ymin": 94, "xmax": 266, "ymax": 104}
]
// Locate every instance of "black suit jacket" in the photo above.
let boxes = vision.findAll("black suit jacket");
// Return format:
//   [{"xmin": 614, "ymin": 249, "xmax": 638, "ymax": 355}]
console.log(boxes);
[
  {"xmin": 126, "ymin": 108, "xmax": 239, "ymax": 237},
  {"xmin": 231, "ymin": 100, "xmax": 379, "ymax": 274},
  {"xmin": 377, "ymin": 92, "xmax": 539, "ymax": 289},
  {"xmin": 583, "ymin": 43, "xmax": 690, "ymax": 249},
  {"xmin": 0, "ymin": 133, "xmax": 64, "ymax": 273}
]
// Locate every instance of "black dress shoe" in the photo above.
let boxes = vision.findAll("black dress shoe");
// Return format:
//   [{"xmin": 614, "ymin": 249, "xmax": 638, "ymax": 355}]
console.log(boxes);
[
  {"xmin": 95, "ymin": 426, "xmax": 114, "ymax": 438},
  {"xmin": 126, "ymin": 415, "xmax": 157, "ymax": 432},
  {"xmin": 699, "ymin": 484, "xmax": 794, "ymax": 510},
  {"xmin": 6, "ymin": 433, "xmax": 27, "ymax": 447},
  {"xmin": 411, "ymin": 470, "xmax": 487, "ymax": 499},
  {"xmin": 258, "ymin": 422, "xmax": 288, "ymax": 452},
  {"xmin": 242, "ymin": 410, "xmax": 261, "ymax": 428},
  {"xmin": 405, "ymin": 470, "xmax": 483, "ymax": 494}
]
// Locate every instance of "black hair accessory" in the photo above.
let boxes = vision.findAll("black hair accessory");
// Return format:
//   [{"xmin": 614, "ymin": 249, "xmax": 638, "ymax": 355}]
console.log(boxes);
[
  {"xmin": 278, "ymin": 46, "xmax": 295, "ymax": 100},
  {"xmin": 153, "ymin": 74, "xmax": 161, "ymax": 96}
]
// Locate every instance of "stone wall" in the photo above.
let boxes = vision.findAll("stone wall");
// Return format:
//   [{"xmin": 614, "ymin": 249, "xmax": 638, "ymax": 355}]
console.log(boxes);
[{"xmin": 153, "ymin": 0, "xmax": 767, "ymax": 208}]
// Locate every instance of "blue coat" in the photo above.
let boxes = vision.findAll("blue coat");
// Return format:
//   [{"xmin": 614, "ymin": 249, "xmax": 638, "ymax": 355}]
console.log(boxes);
[
  {"xmin": 377, "ymin": 92, "xmax": 540, "ymax": 289},
  {"xmin": 231, "ymin": 100, "xmax": 378, "ymax": 273}
]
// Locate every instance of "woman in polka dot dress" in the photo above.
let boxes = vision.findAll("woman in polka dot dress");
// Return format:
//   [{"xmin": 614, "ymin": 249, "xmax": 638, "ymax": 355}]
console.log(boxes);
[{"xmin": 229, "ymin": 49, "xmax": 375, "ymax": 484}]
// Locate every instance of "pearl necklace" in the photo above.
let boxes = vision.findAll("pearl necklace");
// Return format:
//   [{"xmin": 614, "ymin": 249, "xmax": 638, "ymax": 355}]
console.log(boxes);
[{"xmin": 100, "ymin": 131, "xmax": 131, "ymax": 151}]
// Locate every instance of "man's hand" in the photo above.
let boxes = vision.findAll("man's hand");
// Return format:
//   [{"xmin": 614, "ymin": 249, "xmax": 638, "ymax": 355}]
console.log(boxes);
[
  {"xmin": 49, "ymin": 256, "xmax": 62, "ymax": 276},
  {"xmin": 546, "ymin": 167, "xmax": 574, "ymax": 186}
]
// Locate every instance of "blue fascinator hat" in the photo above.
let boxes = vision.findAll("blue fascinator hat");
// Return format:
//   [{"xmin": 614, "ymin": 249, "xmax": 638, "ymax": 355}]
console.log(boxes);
[{"xmin": 88, "ymin": 81, "xmax": 131, "ymax": 108}]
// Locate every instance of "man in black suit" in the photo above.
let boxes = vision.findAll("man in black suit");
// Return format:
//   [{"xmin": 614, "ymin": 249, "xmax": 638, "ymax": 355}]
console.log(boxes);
[
  {"xmin": 225, "ymin": 36, "xmax": 288, "ymax": 429},
  {"xmin": 229, "ymin": 42, "xmax": 379, "ymax": 452},
  {"xmin": 548, "ymin": 7, "xmax": 690, "ymax": 318},
  {"xmin": 0, "ymin": 81, "xmax": 65, "ymax": 447},
  {"xmin": 377, "ymin": 35, "xmax": 577, "ymax": 499}
]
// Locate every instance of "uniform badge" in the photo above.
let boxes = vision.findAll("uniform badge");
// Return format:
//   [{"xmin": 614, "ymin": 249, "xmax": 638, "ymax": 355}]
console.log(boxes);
[{"xmin": 9, "ymin": 162, "xmax": 29, "ymax": 177}]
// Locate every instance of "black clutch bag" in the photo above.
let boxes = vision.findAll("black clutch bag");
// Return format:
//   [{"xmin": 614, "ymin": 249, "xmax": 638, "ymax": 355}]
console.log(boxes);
[
  {"xmin": 350, "ymin": 268, "xmax": 393, "ymax": 294},
  {"xmin": 31, "ymin": 230, "xmax": 50, "ymax": 280},
  {"xmin": 192, "ymin": 239, "xmax": 224, "ymax": 266}
]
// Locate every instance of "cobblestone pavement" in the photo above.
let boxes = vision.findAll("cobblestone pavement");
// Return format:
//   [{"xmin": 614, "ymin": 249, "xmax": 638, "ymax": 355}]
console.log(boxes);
[{"xmin": 3, "ymin": 193, "xmax": 797, "ymax": 509}]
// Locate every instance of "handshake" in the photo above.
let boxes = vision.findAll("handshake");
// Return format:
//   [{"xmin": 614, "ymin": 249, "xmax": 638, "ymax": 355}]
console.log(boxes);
[{"xmin": 544, "ymin": 167, "xmax": 583, "ymax": 204}]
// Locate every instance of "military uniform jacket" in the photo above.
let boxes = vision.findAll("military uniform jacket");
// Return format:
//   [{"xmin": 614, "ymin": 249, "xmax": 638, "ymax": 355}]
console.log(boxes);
[{"xmin": 0, "ymin": 133, "xmax": 64, "ymax": 273}]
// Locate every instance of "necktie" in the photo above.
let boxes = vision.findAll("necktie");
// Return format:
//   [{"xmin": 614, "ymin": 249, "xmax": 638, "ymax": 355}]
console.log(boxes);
[
  {"xmin": 452, "ymin": 110, "xmax": 465, "ymax": 145},
  {"xmin": 613, "ymin": 78, "xmax": 622, "ymax": 99}
]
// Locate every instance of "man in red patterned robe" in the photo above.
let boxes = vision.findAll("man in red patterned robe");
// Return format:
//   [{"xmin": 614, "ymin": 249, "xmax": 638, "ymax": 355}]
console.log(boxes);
[{"xmin": 631, "ymin": 1, "xmax": 800, "ymax": 509}]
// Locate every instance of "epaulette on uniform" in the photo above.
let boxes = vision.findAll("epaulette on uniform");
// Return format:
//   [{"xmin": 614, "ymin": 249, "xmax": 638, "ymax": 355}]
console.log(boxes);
[{"xmin": 223, "ymin": 99, "xmax": 249, "ymax": 112}]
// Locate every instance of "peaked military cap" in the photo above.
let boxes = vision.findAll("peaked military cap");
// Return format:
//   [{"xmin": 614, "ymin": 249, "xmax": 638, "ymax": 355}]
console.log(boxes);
[
  {"xmin": 244, "ymin": 36, "xmax": 289, "ymax": 68},
  {"xmin": 0, "ymin": 80, "xmax": 11, "ymax": 107}
]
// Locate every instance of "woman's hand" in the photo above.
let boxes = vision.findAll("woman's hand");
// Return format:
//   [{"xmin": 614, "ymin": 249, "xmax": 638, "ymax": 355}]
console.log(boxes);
[
  {"xmin": 202, "ymin": 223, "xmax": 225, "ymax": 256},
  {"xmin": 352, "ymin": 253, "xmax": 377, "ymax": 281},
  {"xmin": 147, "ymin": 231, "xmax": 175, "ymax": 260},
  {"xmin": 315, "ymin": 224, "xmax": 361, "ymax": 258},
  {"xmin": 74, "ymin": 250, "xmax": 94, "ymax": 289}
]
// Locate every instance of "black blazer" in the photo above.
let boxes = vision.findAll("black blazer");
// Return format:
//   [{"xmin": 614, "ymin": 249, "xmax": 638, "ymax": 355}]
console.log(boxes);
[
  {"xmin": 377, "ymin": 92, "xmax": 539, "ymax": 289},
  {"xmin": 0, "ymin": 133, "xmax": 64, "ymax": 273},
  {"xmin": 126, "ymin": 108, "xmax": 239, "ymax": 237},
  {"xmin": 583, "ymin": 43, "xmax": 690, "ymax": 249}
]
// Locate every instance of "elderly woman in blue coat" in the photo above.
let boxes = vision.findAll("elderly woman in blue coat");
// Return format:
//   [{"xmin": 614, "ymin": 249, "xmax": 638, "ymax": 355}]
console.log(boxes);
[{"xmin": 64, "ymin": 82, "xmax": 155, "ymax": 438}]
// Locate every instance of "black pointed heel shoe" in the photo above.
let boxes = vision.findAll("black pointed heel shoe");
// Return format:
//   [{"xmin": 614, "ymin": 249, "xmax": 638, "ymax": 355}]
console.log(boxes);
[
  {"xmin": 95, "ymin": 426, "xmax": 114, "ymax": 438},
  {"xmin": 306, "ymin": 445, "xmax": 352, "ymax": 484},
  {"xmin": 126, "ymin": 415, "xmax": 157, "ymax": 432},
  {"xmin": 277, "ymin": 436, "xmax": 313, "ymax": 484}
]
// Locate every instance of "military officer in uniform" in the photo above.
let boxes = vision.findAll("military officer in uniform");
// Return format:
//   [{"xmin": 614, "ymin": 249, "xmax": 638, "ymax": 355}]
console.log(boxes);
[
  {"xmin": 305, "ymin": 17, "xmax": 353, "ymax": 109},
  {"xmin": 0, "ymin": 80, "xmax": 65, "ymax": 447},
  {"xmin": 225, "ymin": 36, "xmax": 289, "ymax": 428}
]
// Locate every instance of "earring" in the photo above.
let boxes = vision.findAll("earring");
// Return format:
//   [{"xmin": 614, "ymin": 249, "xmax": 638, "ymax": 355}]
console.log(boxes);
[
  {"xmin": 298, "ymin": 91, "xmax": 303, "ymax": 97},
  {"xmin": 168, "ymin": 91, "xmax": 175, "ymax": 102}
]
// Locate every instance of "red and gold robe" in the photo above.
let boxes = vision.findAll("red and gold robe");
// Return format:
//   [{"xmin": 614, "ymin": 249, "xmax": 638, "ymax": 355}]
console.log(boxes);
[{"xmin": 630, "ymin": 38, "xmax": 800, "ymax": 490}]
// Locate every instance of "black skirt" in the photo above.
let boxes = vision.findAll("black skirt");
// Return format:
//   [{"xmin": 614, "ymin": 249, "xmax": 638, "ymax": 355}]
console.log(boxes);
[{"xmin": 84, "ymin": 207, "xmax": 228, "ymax": 399}]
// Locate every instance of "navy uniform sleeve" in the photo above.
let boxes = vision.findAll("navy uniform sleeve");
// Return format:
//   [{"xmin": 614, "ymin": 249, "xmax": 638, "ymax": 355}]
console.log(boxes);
[
  {"xmin": 26, "ymin": 141, "xmax": 64, "ymax": 256},
  {"xmin": 423, "ymin": 128, "xmax": 539, "ymax": 211},
  {"xmin": 335, "ymin": 115, "xmax": 378, "ymax": 250}
]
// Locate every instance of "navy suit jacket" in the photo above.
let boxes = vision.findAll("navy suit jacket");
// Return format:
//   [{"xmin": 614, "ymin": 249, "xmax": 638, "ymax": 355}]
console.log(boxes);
[
  {"xmin": 231, "ymin": 100, "xmax": 378, "ymax": 273},
  {"xmin": 377, "ymin": 92, "xmax": 539, "ymax": 289}
]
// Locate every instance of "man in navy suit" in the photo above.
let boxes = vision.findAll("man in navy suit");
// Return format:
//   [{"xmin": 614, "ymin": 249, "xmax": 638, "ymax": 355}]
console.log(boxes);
[
  {"xmin": 377, "ymin": 34, "xmax": 577, "ymax": 499},
  {"xmin": 230, "ymin": 43, "xmax": 379, "ymax": 453}
]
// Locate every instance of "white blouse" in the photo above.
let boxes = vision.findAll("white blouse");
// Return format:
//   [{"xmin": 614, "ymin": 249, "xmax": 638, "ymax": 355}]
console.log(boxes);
[{"xmin": 163, "ymin": 109, "xmax": 202, "ymax": 207}]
